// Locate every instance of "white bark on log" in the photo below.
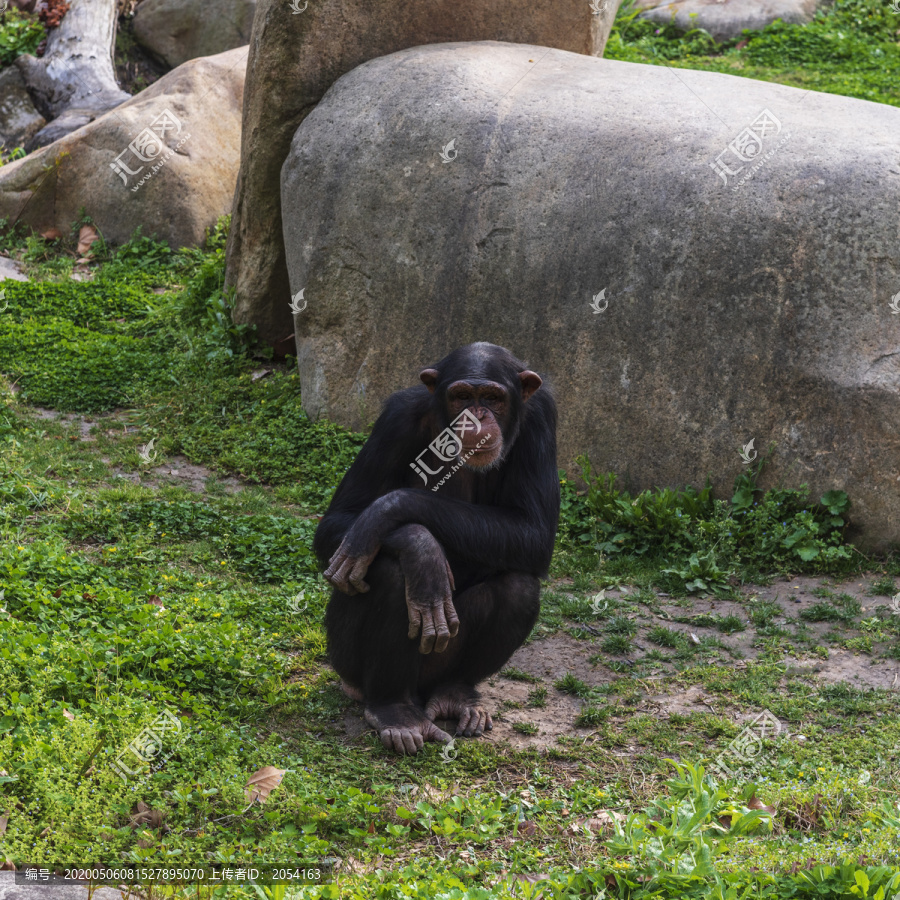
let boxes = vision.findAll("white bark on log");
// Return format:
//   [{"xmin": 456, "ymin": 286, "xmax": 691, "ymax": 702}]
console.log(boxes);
[{"xmin": 16, "ymin": 0, "xmax": 130, "ymax": 148}]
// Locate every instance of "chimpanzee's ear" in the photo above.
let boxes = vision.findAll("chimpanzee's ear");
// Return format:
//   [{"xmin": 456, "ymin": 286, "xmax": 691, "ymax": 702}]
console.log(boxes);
[
  {"xmin": 518, "ymin": 370, "xmax": 542, "ymax": 401},
  {"xmin": 419, "ymin": 368, "xmax": 439, "ymax": 393}
]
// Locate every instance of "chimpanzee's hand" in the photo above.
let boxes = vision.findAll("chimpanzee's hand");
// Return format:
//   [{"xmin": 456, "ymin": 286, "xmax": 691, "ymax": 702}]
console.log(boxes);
[
  {"xmin": 324, "ymin": 533, "xmax": 381, "ymax": 595},
  {"xmin": 399, "ymin": 534, "xmax": 459, "ymax": 655}
]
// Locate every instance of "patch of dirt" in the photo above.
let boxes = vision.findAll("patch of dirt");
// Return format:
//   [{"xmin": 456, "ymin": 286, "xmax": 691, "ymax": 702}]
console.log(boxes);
[
  {"xmin": 336, "ymin": 576, "xmax": 900, "ymax": 752},
  {"xmin": 110, "ymin": 455, "xmax": 242, "ymax": 494},
  {"xmin": 31, "ymin": 407, "xmax": 98, "ymax": 440}
]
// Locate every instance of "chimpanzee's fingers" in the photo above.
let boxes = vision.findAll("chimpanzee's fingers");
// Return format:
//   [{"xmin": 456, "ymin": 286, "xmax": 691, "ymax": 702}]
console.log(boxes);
[
  {"xmin": 348, "ymin": 559, "xmax": 370, "ymax": 593},
  {"xmin": 407, "ymin": 608, "xmax": 422, "ymax": 641},
  {"xmin": 444, "ymin": 596, "xmax": 460, "ymax": 638},
  {"xmin": 418, "ymin": 610, "xmax": 437, "ymax": 654},
  {"xmin": 484, "ymin": 711, "xmax": 493, "ymax": 731},
  {"xmin": 431, "ymin": 604, "xmax": 451, "ymax": 654},
  {"xmin": 324, "ymin": 557, "xmax": 357, "ymax": 595}
]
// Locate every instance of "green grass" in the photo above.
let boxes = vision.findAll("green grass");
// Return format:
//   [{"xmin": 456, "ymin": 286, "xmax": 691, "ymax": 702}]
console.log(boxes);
[
  {"xmin": 0, "ymin": 220, "xmax": 898, "ymax": 897},
  {"xmin": 605, "ymin": 0, "xmax": 900, "ymax": 108}
]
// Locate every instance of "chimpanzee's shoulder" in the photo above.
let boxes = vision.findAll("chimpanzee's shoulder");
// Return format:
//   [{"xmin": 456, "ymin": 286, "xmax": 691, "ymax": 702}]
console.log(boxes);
[{"xmin": 376, "ymin": 384, "xmax": 433, "ymax": 431}]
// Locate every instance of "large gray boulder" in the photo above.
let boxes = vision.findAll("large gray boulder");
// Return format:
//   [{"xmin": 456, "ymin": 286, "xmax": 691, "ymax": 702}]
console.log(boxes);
[
  {"xmin": 225, "ymin": 0, "xmax": 624, "ymax": 348},
  {"xmin": 634, "ymin": 0, "xmax": 821, "ymax": 42},
  {"xmin": 282, "ymin": 41, "xmax": 900, "ymax": 552},
  {"xmin": 0, "ymin": 46, "xmax": 247, "ymax": 248},
  {"xmin": 134, "ymin": 0, "xmax": 256, "ymax": 68}
]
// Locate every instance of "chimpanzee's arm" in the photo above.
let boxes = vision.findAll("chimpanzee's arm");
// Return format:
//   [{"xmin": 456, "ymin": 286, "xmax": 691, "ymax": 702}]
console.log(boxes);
[{"xmin": 322, "ymin": 392, "xmax": 559, "ymax": 592}]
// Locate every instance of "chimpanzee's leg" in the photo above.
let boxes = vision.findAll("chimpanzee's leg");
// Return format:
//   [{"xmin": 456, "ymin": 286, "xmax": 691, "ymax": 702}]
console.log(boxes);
[
  {"xmin": 325, "ymin": 554, "xmax": 453, "ymax": 754},
  {"xmin": 422, "ymin": 572, "xmax": 541, "ymax": 737}
]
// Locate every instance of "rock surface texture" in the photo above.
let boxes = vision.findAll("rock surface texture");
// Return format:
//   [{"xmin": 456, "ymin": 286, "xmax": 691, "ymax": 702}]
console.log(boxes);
[
  {"xmin": 634, "ymin": 0, "xmax": 821, "ymax": 42},
  {"xmin": 224, "ymin": 0, "xmax": 624, "ymax": 345},
  {"xmin": 0, "ymin": 46, "xmax": 248, "ymax": 249},
  {"xmin": 134, "ymin": 0, "xmax": 257, "ymax": 67},
  {"xmin": 0, "ymin": 67, "xmax": 46, "ymax": 149},
  {"xmin": 281, "ymin": 41, "xmax": 900, "ymax": 551}
]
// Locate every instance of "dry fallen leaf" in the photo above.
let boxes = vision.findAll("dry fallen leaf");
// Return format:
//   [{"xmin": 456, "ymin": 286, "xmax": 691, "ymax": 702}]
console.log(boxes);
[
  {"xmin": 250, "ymin": 368, "xmax": 273, "ymax": 383},
  {"xmin": 0, "ymin": 859, "xmax": 14, "ymax": 871},
  {"xmin": 0, "ymin": 812, "xmax": 8, "ymax": 835},
  {"xmin": 244, "ymin": 766, "xmax": 286, "ymax": 803},
  {"xmin": 62, "ymin": 709, "xmax": 74, "ymax": 721},
  {"xmin": 77, "ymin": 224, "xmax": 101, "ymax": 256},
  {"xmin": 569, "ymin": 809, "xmax": 625, "ymax": 834},
  {"xmin": 130, "ymin": 800, "xmax": 165, "ymax": 829},
  {"xmin": 747, "ymin": 795, "xmax": 777, "ymax": 814},
  {"xmin": 40, "ymin": 227, "xmax": 63, "ymax": 241}
]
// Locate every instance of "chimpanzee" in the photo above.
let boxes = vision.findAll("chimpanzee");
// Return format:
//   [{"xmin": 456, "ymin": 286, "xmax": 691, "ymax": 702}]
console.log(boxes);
[{"xmin": 314, "ymin": 342, "xmax": 559, "ymax": 754}]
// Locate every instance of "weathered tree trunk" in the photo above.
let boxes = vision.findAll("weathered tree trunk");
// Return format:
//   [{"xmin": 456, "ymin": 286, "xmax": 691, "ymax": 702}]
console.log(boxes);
[
  {"xmin": 16, "ymin": 0, "xmax": 130, "ymax": 148},
  {"xmin": 224, "ymin": 0, "xmax": 623, "ymax": 346}
]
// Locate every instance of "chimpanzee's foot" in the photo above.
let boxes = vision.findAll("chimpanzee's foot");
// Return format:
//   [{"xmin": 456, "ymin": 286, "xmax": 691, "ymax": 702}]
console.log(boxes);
[
  {"xmin": 425, "ymin": 683, "xmax": 494, "ymax": 737},
  {"xmin": 341, "ymin": 680, "xmax": 364, "ymax": 702},
  {"xmin": 364, "ymin": 702, "xmax": 453, "ymax": 755}
]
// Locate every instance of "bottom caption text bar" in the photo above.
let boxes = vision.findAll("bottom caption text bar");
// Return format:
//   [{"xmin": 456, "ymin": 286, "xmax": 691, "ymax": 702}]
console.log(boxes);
[{"xmin": 14, "ymin": 863, "xmax": 335, "ymax": 885}]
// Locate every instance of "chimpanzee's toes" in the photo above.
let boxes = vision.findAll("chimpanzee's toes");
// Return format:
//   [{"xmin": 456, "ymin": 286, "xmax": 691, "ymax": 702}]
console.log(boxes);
[
  {"xmin": 365, "ymin": 703, "xmax": 452, "ymax": 755},
  {"xmin": 457, "ymin": 705, "xmax": 492, "ymax": 737}
]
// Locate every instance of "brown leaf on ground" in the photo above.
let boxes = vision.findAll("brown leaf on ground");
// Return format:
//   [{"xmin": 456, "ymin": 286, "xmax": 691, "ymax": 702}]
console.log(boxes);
[
  {"xmin": 0, "ymin": 859, "xmax": 14, "ymax": 871},
  {"xmin": 747, "ymin": 795, "xmax": 776, "ymax": 814},
  {"xmin": 62, "ymin": 709, "xmax": 74, "ymax": 721},
  {"xmin": 39, "ymin": 227, "xmax": 63, "ymax": 241},
  {"xmin": 77, "ymin": 225, "xmax": 101, "ymax": 256},
  {"xmin": 250, "ymin": 368, "xmax": 273, "ymax": 382},
  {"xmin": 244, "ymin": 766, "xmax": 286, "ymax": 803},
  {"xmin": 569, "ymin": 809, "xmax": 625, "ymax": 835},
  {"xmin": 0, "ymin": 812, "xmax": 8, "ymax": 834},
  {"xmin": 147, "ymin": 595, "xmax": 165, "ymax": 608},
  {"xmin": 130, "ymin": 801, "xmax": 165, "ymax": 829}
]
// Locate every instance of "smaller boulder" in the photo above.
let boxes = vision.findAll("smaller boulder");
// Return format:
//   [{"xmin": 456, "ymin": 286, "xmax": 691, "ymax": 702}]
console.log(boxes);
[
  {"xmin": 0, "ymin": 67, "xmax": 46, "ymax": 151},
  {"xmin": 134, "ymin": 0, "xmax": 256, "ymax": 67},
  {"xmin": 634, "ymin": 0, "xmax": 820, "ymax": 42},
  {"xmin": 0, "ymin": 46, "xmax": 248, "ymax": 248}
]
